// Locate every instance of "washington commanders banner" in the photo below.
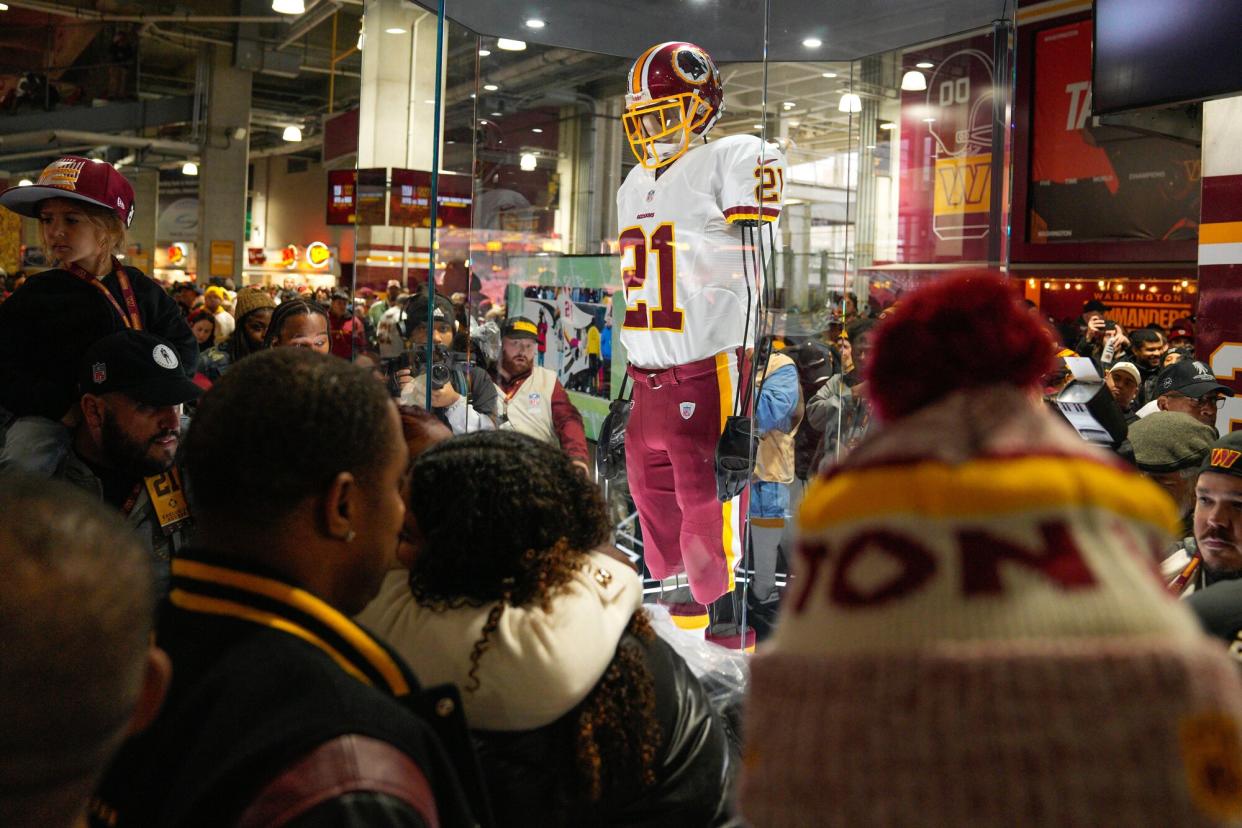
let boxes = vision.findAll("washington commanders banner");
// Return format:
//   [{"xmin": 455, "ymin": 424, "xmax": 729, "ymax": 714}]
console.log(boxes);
[
  {"xmin": 897, "ymin": 31, "xmax": 997, "ymax": 264},
  {"xmin": 1028, "ymin": 19, "xmax": 1200, "ymax": 244}
]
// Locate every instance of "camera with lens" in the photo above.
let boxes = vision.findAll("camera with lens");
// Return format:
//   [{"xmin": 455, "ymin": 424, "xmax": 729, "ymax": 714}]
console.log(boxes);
[{"xmin": 411, "ymin": 343, "xmax": 454, "ymax": 390}]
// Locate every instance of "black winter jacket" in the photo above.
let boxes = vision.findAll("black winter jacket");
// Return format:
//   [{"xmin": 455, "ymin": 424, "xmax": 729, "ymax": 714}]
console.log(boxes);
[
  {"xmin": 472, "ymin": 631, "xmax": 737, "ymax": 827},
  {"xmin": 0, "ymin": 266, "xmax": 196, "ymax": 419}
]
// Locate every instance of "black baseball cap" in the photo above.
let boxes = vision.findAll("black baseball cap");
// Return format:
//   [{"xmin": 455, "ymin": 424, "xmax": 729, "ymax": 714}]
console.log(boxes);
[
  {"xmin": 501, "ymin": 317, "xmax": 540, "ymax": 341},
  {"xmin": 79, "ymin": 330, "xmax": 201, "ymax": 406},
  {"xmin": 1199, "ymin": 430, "xmax": 1242, "ymax": 479},
  {"xmin": 1082, "ymin": 299, "xmax": 1110, "ymax": 314},
  {"xmin": 405, "ymin": 292, "xmax": 455, "ymax": 326},
  {"xmin": 1154, "ymin": 360, "xmax": 1235, "ymax": 400}
]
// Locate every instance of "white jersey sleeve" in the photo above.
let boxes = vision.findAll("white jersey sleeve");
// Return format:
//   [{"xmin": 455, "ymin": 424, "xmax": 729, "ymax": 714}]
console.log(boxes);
[{"xmin": 718, "ymin": 136, "xmax": 785, "ymax": 226}]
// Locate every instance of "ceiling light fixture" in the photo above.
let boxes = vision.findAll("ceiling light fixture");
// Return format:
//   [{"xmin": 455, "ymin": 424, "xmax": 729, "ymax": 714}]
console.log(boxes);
[
  {"xmin": 497, "ymin": 38, "xmax": 526, "ymax": 50},
  {"xmin": 385, "ymin": 26, "xmax": 406, "ymax": 34},
  {"xmin": 879, "ymin": 121, "xmax": 896, "ymax": 130},
  {"xmin": 901, "ymin": 70, "xmax": 927, "ymax": 91},
  {"xmin": 0, "ymin": 3, "xmax": 9, "ymax": 9},
  {"xmin": 782, "ymin": 101, "xmax": 796, "ymax": 109},
  {"xmin": 182, "ymin": 162, "xmax": 198, "ymax": 176},
  {"xmin": 753, "ymin": 123, "xmax": 764, "ymax": 129},
  {"xmin": 531, "ymin": 127, "xmax": 543, "ymax": 133},
  {"xmin": 802, "ymin": 37, "xmax": 822, "ymax": 48},
  {"xmin": 821, "ymin": 71, "xmax": 838, "ymax": 78},
  {"xmin": 922, "ymin": 116, "xmax": 936, "ymax": 123},
  {"xmin": 916, "ymin": 61, "xmax": 934, "ymax": 69},
  {"xmin": 17, "ymin": 178, "xmax": 32, "ymax": 186},
  {"xmin": 490, "ymin": 111, "xmax": 503, "ymax": 117},
  {"xmin": 524, "ymin": 18, "xmax": 546, "ymax": 29},
  {"xmin": 838, "ymin": 92, "xmax": 862, "ymax": 113},
  {"xmin": 282, "ymin": 125, "xmax": 303, "ymax": 142},
  {"xmin": 478, "ymin": 48, "xmax": 491, "ymax": 56},
  {"xmin": 271, "ymin": 0, "xmax": 304, "ymax": 14},
  {"xmin": 520, "ymin": 152, "xmax": 538, "ymax": 171},
  {"xmin": 483, "ymin": 83, "xmax": 498, "ymax": 91}
]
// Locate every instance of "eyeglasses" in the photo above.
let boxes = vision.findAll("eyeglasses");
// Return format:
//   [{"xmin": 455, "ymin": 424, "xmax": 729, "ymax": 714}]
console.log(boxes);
[{"xmin": 1168, "ymin": 392, "xmax": 1226, "ymax": 410}]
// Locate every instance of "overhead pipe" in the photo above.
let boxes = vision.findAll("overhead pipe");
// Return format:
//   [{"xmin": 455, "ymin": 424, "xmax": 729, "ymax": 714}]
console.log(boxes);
[
  {"xmin": 0, "ymin": 130, "xmax": 198, "ymax": 156},
  {"xmin": 3, "ymin": 0, "xmax": 284, "ymax": 23},
  {"xmin": 277, "ymin": 0, "xmax": 343, "ymax": 50}
]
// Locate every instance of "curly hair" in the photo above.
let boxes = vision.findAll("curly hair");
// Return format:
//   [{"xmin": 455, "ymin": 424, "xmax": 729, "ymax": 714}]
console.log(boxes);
[{"xmin": 405, "ymin": 431, "xmax": 660, "ymax": 806}]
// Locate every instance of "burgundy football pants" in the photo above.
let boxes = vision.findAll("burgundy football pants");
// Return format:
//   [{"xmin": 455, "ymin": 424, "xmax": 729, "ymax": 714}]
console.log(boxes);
[{"xmin": 625, "ymin": 352, "xmax": 748, "ymax": 604}]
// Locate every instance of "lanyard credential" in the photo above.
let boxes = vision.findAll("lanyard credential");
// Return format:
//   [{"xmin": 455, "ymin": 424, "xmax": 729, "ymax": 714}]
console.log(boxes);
[{"xmin": 66, "ymin": 257, "xmax": 144, "ymax": 330}]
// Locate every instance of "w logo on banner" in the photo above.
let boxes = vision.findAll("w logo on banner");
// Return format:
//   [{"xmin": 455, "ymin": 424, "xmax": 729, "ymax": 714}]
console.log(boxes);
[{"xmin": 1211, "ymin": 449, "xmax": 1242, "ymax": 469}]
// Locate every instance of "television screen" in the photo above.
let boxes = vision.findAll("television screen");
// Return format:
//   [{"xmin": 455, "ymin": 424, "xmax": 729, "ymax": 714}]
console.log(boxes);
[{"xmin": 1094, "ymin": 0, "xmax": 1242, "ymax": 114}]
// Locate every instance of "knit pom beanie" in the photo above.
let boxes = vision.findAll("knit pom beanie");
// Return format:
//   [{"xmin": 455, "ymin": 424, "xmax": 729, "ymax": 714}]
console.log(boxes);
[{"xmin": 739, "ymin": 273, "xmax": 1242, "ymax": 827}]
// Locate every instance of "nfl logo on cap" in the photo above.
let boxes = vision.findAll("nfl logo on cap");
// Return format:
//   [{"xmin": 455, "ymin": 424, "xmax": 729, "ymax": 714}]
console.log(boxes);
[{"xmin": 92, "ymin": 362, "xmax": 106, "ymax": 384}]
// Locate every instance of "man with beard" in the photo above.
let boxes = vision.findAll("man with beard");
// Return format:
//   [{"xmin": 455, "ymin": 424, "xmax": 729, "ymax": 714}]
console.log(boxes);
[
  {"xmin": 496, "ymin": 316, "xmax": 588, "ymax": 473},
  {"xmin": 1163, "ymin": 431, "xmax": 1242, "ymax": 597},
  {"xmin": 50, "ymin": 330, "xmax": 200, "ymax": 597}
]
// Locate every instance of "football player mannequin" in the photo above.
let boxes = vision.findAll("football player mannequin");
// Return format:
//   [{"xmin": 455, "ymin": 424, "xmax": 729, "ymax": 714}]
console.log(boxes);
[{"xmin": 618, "ymin": 42, "xmax": 786, "ymax": 621}]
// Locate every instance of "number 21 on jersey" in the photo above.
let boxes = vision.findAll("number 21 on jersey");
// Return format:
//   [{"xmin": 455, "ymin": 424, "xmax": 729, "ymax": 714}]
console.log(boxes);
[{"xmin": 620, "ymin": 222, "xmax": 685, "ymax": 332}]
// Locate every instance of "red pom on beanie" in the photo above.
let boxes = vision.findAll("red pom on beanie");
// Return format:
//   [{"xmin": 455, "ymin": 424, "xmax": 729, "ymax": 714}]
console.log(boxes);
[{"xmin": 863, "ymin": 272, "xmax": 1055, "ymax": 422}]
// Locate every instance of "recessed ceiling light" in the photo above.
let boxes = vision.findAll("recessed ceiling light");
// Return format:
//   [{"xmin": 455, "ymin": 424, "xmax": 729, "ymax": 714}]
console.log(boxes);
[
  {"xmin": 531, "ymin": 127, "xmax": 544, "ymax": 133},
  {"xmin": 479, "ymin": 119, "xmax": 488, "ymax": 124},
  {"xmin": 524, "ymin": 18, "xmax": 546, "ymax": 29},
  {"xmin": 789, "ymin": 121, "xmax": 801, "ymax": 127},
  {"xmin": 497, "ymin": 38, "xmax": 526, "ymax": 51},
  {"xmin": 423, "ymin": 99, "xmax": 435, "ymax": 104},
  {"xmin": 491, "ymin": 111, "xmax": 503, "ymax": 117},
  {"xmin": 483, "ymin": 83, "xmax": 498, "ymax": 91},
  {"xmin": 923, "ymin": 116, "xmax": 936, "ymax": 123},
  {"xmin": 782, "ymin": 101, "xmax": 796, "ymax": 109},
  {"xmin": 271, "ymin": 0, "xmax": 304, "ymax": 13},
  {"xmin": 802, "ymin": 37, "xmax": 822, "ymax": 48},
  {"xmin": 916, "ymin": 61, "xmax": 934, "ymax": 69},
  {"xmin": 821, "ymin": 71, "xmax": 838, "ymax": 78},
  {"xmin": 0, "ymin": 3, "xmax": 10, "ymax": 9},
  {"xmin": 520, "ymin": 153, "xmax": 538, "ymax": 171},
  {"xmin": 182, "ymin": 161, "xmax": 198, "ymax": 176},
  {"xmin": 478, "ymin": 48, "xmax": 491, "ymax": 57},
  {"xmin": 879, "ymin": 121, "xmax": 896, "ymax": 130},
  {"xmin": 865, "ymin": 144, "xmax": 876, "ymax": 149},
  {"xmin": 385, "ymin": 27, "xmax": 406, "ymax": 34}
]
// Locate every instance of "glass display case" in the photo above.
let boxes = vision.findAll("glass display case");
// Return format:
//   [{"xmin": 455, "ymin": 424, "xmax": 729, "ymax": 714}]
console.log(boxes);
[{"xmin": 355, "ymin": 0, "xmax": 1019, "ymax": 647}]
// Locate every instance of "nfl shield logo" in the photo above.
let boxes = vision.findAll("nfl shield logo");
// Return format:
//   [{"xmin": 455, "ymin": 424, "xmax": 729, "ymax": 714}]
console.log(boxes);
[
  {"xmin": 679, "ymin": 402, "xmax": 695, "ymax": 420},
  {"xmin": 92, "ymin": 362, "xmax": 106, "ymax": 384}
]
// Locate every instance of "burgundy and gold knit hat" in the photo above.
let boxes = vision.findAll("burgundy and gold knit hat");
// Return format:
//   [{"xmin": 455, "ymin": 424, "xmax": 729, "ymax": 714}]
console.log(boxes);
[{"xmin": 740, "ymin": 273, "xmax": 1242, "ymax": 827}]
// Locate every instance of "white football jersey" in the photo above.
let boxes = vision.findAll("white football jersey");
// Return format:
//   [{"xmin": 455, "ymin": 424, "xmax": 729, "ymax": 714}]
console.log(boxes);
[{"xmin": 617, "ymin": 133, "xmax": 784, "ymax": 369}]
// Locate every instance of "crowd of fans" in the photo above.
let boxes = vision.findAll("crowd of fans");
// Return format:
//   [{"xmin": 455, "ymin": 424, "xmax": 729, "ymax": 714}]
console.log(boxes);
[{"xmin": 7, "ymin": 156, "xmax": 1242, "ymax": 828}]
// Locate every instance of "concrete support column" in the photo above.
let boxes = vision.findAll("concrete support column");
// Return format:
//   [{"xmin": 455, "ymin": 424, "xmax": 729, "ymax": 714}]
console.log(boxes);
[
  {"xmin": 356, "ymin": 0, "xmax": 443, "ymax": 289},
  {"xmin": 197, "ymin": 44, "xmax": 251, "ymax": 285},
  {"xmin": 127, "ymin": 168, "xmax": 158, "ymax": 271},
  {"xmin": 1197, "ymin": 95, "xmax": 1242, "ymax": 434}
]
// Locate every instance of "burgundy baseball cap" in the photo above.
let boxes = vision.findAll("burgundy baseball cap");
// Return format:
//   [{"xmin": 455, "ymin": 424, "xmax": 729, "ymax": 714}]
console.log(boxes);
[{"xmin": 0, "ymin": 156, "xmax": 136, "ymax": 227}]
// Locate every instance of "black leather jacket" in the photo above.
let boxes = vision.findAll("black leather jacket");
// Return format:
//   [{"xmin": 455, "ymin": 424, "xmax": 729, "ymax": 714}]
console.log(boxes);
[{"xmin": 472, "ymin": 631, "xmax": 738, "ymax": 827}]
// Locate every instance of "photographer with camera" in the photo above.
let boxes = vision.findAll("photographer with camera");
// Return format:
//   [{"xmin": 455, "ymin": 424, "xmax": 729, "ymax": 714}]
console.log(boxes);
[{"xmin": 397, "ymin": 292, "xmax": 498, "ymax": 434}]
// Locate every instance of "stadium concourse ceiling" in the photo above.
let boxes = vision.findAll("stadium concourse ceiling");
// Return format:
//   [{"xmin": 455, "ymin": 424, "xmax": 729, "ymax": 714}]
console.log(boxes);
[{"xmin": 412, "ymin": 0, "xmax": 1011, "ymax": 63}]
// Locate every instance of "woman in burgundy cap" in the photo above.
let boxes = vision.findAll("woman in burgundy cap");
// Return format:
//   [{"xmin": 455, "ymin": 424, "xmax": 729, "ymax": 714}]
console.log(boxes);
[{"xmin": 0, "ymin": 156, "xmax": 196, "ymax": 473}]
